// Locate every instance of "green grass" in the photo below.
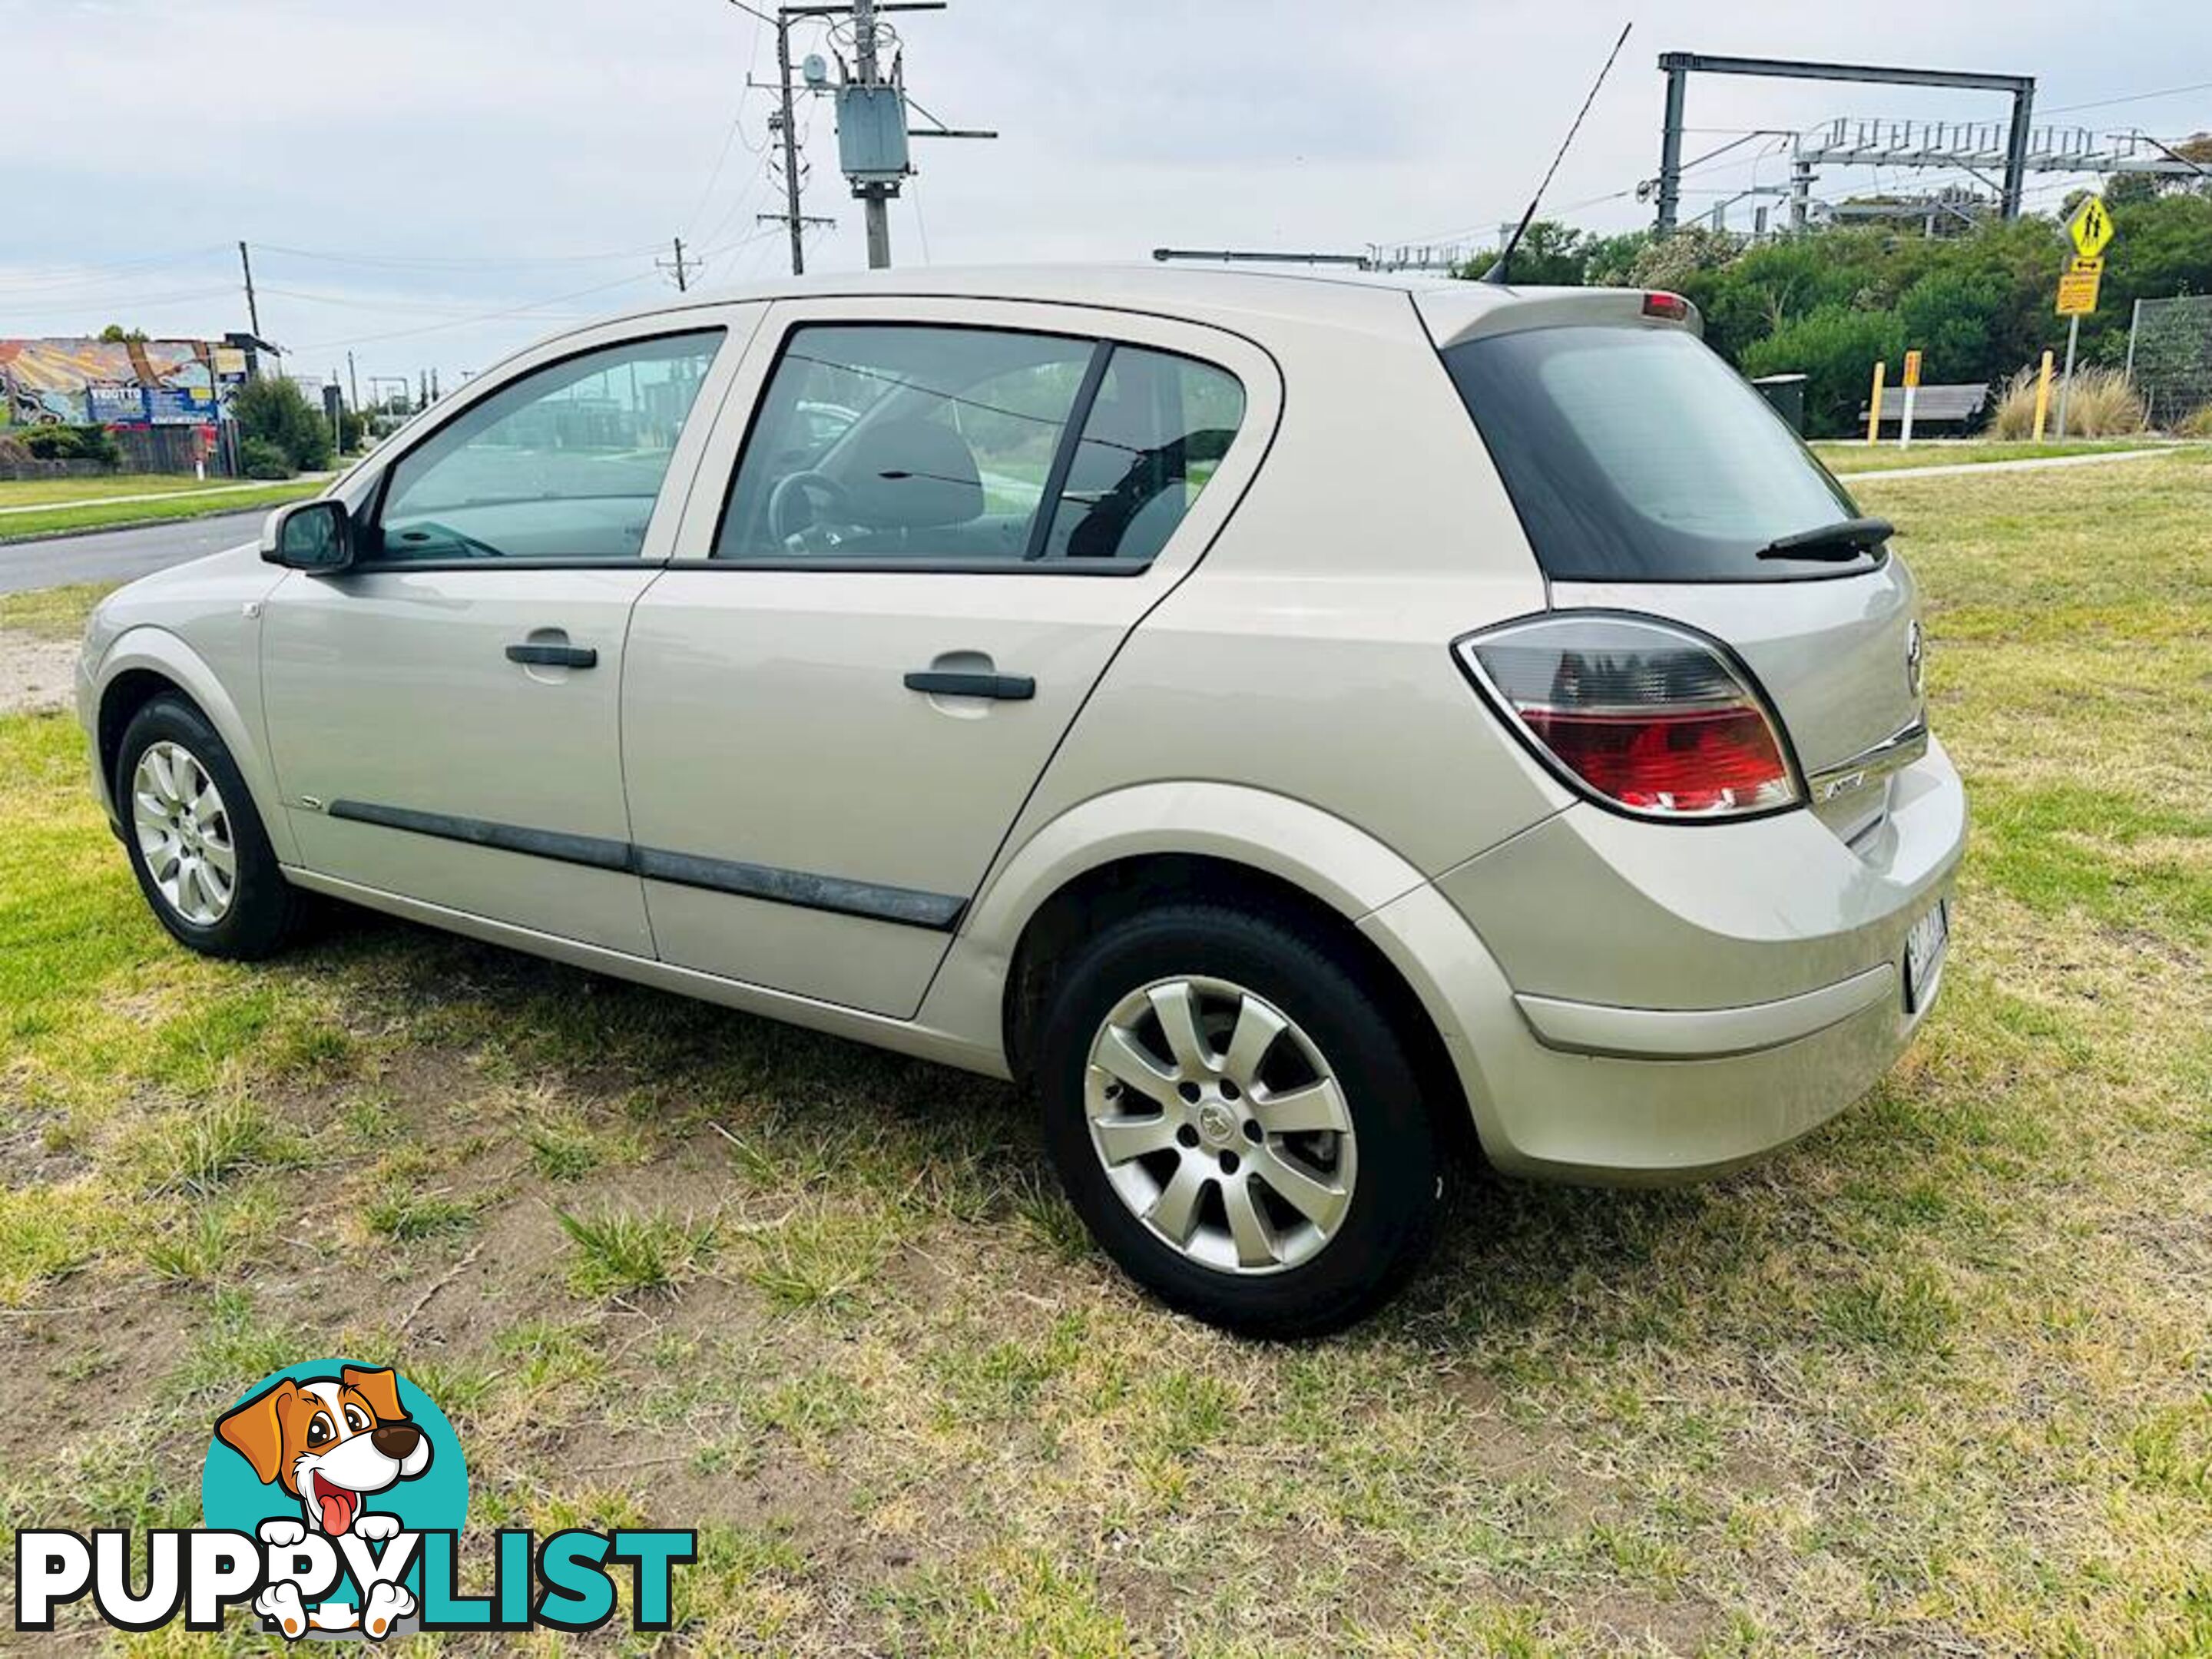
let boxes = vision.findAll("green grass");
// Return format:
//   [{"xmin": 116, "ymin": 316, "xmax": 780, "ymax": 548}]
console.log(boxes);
[
  {"xmin": 0, "ymin": 479, "xmax": 321, "ymax": 541},
  {"xmin": 0, "ymin": 472, "xmax": 304, "ymax": 509},
  {"xmin": 0, "ymin": 579, "xmax": 118, "ymax": 640},
  {"xmin": 1813, "ymin": 435, "xmax": 2177, "ymax": 475},
  {"xmin": 1, "ymin": 453, "xmax": 2209, "ymax": 1651},
  {"xmin": 557, "ymin": 1206, "xmax": 719, "ymax": 1295}
]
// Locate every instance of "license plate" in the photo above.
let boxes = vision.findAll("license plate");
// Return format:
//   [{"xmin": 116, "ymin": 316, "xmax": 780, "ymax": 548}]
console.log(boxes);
[{"xmin": 1904, "ymin": 898, "xmax": 1949, "ymax": 1012}]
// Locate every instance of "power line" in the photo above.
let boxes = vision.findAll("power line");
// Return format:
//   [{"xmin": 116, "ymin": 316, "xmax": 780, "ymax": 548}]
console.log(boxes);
[
  {"xmin": 2045, "ymin": 78, "xmax": 2212, "ymax": 117},
  {"xmin": 682, "ymin": 5, "xmax": 766, "ymax": 240},
  {"xmin": 283, "ymin": 270, "xmax": 667, "ymax": 354},
  {"xmin": 0, "ymin": 284, "xmax": 238, "ymax": 317},
  {"xmin": 0, "ymin": 247, "xmax": 232, "ymax": 295},
  {"xmin": 252, "ymin": 241, "xmax": 666, "ymax": 270}
]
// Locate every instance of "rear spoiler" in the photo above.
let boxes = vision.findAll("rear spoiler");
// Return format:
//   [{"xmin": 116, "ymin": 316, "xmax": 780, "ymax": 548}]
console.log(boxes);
[{"xmin": 1413, "ymin": 286, "xmax": 1703, "ymax": 351}]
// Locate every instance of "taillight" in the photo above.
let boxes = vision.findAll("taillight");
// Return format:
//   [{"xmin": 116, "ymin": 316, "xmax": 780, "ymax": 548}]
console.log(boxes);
[
  {"xmin": 1455, "ymin": 614, "xmax": 1800, "ymax": 820},
  {"xmin": 1642, "ymin": 290, "xmax": 1692, "ymax": 322}
]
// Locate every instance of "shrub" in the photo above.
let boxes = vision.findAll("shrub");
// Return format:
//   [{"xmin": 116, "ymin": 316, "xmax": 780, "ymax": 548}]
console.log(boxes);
[
  {"xmin": 1740, "ymin": 303, "xmax": 1907, "ymax": 437},
  {"xmin": 2174, "ymin": 402, "xmax": 2212, "ymax": 439},
  {"xmin": 238, "ymin": 437, "xmax": 294, "ymax": 480},
  {"xmin": 1988, "ymin": 364, "xmax": 2147, "ymax": 439},
  {"xmin": 232, "ymin": 376, "xmax": 333, "ymax": 472},
  {"xmin": 15, "ymin": 424, "xmax": 121, "ymax": 466}
]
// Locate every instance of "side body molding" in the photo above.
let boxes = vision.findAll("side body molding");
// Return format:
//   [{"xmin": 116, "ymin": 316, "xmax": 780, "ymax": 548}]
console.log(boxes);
[{"xmin": 93, "ymin": 624, "xmax": 297, "ymax": 865}]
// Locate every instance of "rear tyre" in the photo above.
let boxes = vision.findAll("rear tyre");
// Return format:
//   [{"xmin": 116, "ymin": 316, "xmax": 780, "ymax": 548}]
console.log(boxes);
[
  {"xmin": 1036, "ymin": 903, "xmax": 1442, "ymax": 1336},
  {"xmin": 116, "ymin": 694, "xmax": 303, "ymax": 961}
]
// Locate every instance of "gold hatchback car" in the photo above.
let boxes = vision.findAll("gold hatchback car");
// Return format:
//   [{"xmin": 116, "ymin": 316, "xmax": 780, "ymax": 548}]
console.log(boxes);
[{"xmin": 78, "ymin": 266, "xmax": 1964, "ymax": 1333}]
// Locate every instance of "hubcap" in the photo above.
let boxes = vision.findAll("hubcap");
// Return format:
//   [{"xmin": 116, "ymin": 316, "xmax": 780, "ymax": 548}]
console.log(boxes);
[
  {"xmin": 1084, "ymin": 976, "xmax": 1356, "ymax": 1275},
  {"xmin": 131, "ymin": 740, "xmax": 236, "ymax": 926}
]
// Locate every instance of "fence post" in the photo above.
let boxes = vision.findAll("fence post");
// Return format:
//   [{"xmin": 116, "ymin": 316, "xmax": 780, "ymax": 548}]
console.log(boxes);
[
  {"xmin": 1866, "ymin": 360, "xmax": 1886, "ymax": 445},
  {"xmin": 2124, "ymin": 296, "xmax": 2142, "ymax": 382}
]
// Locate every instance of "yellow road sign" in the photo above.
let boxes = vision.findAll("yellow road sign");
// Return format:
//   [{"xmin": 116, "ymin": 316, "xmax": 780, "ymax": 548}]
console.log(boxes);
[
  {"xmin": 2068, "ymin": 194, "xmax": 2114, "ymax": 260},
  {"xmin": 1902, "ymin": 349, "xmax": 1923, "ymax": 389},
  {"xmin": 2057, "ymin": 261, "xmax": 2103, "ymax": 316}
]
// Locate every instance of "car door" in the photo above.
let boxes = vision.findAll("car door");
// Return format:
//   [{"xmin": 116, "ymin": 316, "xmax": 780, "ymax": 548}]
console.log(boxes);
[
  {"xmin": 261, "ymin": 316, "xmax": 750, "ymax": 952},
  {"xmin": 623, "ymin": 296, "xmax": 1279, "ymax": 1017}
]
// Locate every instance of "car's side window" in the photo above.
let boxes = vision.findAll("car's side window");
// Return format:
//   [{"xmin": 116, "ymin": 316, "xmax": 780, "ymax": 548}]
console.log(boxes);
[
  {"xmin": 714, "ymin": 325, "xmax": 1098, "ymax": 564},
  {"xmin": 714, "ymin": 325, "xmax": 1245, "ymax": 568},
  {"xmin": 1034, "ymin": 346, "xmax": 1247, "ymax": 565},
  {"xmin": 370, "ymin": 330, "xmax": 722, "ymax": 564}
]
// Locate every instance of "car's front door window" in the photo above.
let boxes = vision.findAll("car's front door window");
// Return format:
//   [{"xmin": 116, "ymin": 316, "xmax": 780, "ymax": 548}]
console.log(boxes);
[{"xmin": 373, "ymin": 331, "xmax": 722, "ymax": 563}]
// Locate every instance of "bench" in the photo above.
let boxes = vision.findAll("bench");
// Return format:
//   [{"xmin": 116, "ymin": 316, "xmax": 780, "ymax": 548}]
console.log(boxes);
[{"xmin": 1859, "ymin": 382, "xmax": 1990, "ymax": 429}]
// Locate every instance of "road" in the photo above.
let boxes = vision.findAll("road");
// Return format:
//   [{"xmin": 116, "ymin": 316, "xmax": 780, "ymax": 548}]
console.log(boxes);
[{"xmin": 0, "ymin": 510, "xmax": 263, "ymax": 595}]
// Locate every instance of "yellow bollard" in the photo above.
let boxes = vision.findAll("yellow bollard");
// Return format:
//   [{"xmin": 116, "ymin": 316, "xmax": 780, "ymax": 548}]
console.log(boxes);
[
  {"xmin": 1866, "ymin": 360, "xmax": 1886, "ymax": 445},
  {"xmin": 2032, "ymin": 349, "xmax": 2055, "ymax": 442}
]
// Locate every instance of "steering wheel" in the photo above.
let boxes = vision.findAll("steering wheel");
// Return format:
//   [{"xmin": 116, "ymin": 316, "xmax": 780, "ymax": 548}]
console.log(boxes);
[{"xmin": 768, "ymin": 470, "xmax": 853, "ymax": 543}]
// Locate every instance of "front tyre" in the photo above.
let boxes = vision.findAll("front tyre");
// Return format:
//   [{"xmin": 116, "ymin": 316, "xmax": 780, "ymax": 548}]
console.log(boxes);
[
  {"xmin": 1037, "ymin": 904, "xmax": 1442, "ymax": 1336},
  {"xmin": 117, "ymin": 694, "xmax": 303, "ymax": 961}
]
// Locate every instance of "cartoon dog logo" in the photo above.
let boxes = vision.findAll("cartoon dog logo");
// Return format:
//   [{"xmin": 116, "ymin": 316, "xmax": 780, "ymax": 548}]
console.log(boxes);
[{"xmin": 215, "ymin": 1366, "xmax": 432, "ymax": 1638}]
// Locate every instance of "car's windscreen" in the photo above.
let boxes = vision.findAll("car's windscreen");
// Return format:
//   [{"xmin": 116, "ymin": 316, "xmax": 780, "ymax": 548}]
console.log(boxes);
[{"xmin": 1443, "ymin": 324, "xmax": 1875, "ymax": 584}]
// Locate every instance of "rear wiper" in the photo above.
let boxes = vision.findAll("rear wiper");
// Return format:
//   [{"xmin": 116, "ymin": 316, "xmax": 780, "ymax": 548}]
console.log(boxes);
[{"xmin": 1757, "ymin": 516, "xmax": 1894, "ymax": 561}]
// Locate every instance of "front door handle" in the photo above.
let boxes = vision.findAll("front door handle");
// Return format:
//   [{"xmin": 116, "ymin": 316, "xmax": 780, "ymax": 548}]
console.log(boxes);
[
  {"xmin": 507, "ymin": 642, "xmax": 598, "ymax": 669},
  {"xmin": 903, "ymin": 669, "xmax": 1035, "ymax": 701}
]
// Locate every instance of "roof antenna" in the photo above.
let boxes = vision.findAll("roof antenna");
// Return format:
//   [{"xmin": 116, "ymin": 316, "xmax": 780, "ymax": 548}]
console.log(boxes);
[{"xmin": 1482, "ymin": 22, "xmax": 1633, "ymax": 285}]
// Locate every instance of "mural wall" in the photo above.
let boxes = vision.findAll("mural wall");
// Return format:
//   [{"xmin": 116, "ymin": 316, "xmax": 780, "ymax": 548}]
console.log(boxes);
[{"xmin": 0, "ymin": 337, "xmax": 226, "ymax": 426}]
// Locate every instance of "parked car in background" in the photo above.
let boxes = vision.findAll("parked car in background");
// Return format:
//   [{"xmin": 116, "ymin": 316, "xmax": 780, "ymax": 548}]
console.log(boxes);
[{"xmin": 76, "ymin": 266, "xmax": 1963, "ymax": 1333}]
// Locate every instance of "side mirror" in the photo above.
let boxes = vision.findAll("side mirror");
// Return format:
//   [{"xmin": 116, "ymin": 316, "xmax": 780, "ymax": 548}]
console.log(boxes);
[{"xmin": 260, "ymin": 499, "xmax": 354, "ymax": 572}]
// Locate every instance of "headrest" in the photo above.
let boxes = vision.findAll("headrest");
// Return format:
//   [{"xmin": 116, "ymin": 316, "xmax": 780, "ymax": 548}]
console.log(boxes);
[{"xmin": 840, "ymin": 416, "xmax": 983, "ymax": 529}]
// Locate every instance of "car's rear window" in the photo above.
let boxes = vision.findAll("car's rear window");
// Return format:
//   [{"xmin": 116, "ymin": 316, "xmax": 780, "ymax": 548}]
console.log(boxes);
[{"xmin": 1443, "ymin": 324, "xmax": 1876, "ymax": 583}]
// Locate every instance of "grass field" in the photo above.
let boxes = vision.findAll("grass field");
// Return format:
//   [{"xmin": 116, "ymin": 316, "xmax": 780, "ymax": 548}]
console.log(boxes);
[
  {"xmin": 0, "ymin": 474, "xmax": 303, "ymax": 510},
  {"xmin": 1, "ymin": 455, "xmax": 2207, "ymax": 1653},
  {"xmin": 1813, "ymin": 437, "xmax": 2179, "ymax": 475},
  {"xmin": 0, "ymin": 481, "xmax": 323, "ymax": 543}
]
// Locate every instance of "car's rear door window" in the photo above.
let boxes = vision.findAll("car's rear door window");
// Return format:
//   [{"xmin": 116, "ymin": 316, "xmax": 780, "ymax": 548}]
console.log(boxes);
[
  {"xmin": 1034, "ymin": 346, "xmax": 1246, "ymax": 565},
  {"xmin": 1444, "ymin": 324, "xmax": 1872, "ymax": 583},
  {"xmin": 714, "ymin": 326, "xmax": 1247, "ymax": 568},
  {"xmin": 715, "ymin": 325, "xmax": 1097, "ymax": 563}
]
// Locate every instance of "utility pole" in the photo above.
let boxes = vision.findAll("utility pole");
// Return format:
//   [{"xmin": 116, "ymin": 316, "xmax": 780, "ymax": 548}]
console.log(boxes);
[
  {"xmin": 237, "ymin": 241, "xmax": 262, "ymax": 338},
  {"xmin": 852, "ymin": 0, "xmax": 892, "ymax": 269},
  {"xmin": 733, "ymin": 1, "xmax": 987, "ymax": 273},
  {"xmin": 773, "ymin": 11, "xmax": 808, "ymax": 275},
  {"xmin": 346, "ymin": 352, "xmax": 359, "ymax": 426},
  {"xmin": 658, "ymin": 236, "xmax": 698, "ymax": 292},
  {"xmin": 735, "ymin": 2, "xmax": 833, "ymax": 276}
]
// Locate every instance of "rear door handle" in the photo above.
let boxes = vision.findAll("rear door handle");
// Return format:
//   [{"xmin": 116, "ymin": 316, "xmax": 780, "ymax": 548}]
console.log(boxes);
[
  {"xmin": 902, "ymin": 670, "xmax": 1035, "ymax": 701},
  {"xmin": 507, "ymin": 642, "xmax": 598, "ymax": 669}
]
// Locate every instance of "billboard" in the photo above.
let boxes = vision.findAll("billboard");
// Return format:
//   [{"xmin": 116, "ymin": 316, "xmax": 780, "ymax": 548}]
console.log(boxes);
[{"xmin": 0, "ymin": 337, "xmax": 227, "ymax": 426}]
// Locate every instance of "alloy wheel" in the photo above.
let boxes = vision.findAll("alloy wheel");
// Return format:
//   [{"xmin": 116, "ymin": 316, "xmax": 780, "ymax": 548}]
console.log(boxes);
[
  {"xmin": 131, "ymin": 740, "xmax": 237, "ymax": 926},
  {"xmin": 1084, "ymin": 975, "xmax": 1356, "ymax": 1274}
]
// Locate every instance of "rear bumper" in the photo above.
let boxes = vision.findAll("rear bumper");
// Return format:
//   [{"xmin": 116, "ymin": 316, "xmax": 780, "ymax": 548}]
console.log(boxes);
[{"xmin": 1359, "ymin": 736, "xmax": 1965, "ymax": 1183}]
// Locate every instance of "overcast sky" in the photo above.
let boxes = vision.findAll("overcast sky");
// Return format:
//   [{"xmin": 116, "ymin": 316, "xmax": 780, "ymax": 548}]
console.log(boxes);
[{"xmin": 5, "ymin": 0, "xmax": 2208, "ymax": 387}]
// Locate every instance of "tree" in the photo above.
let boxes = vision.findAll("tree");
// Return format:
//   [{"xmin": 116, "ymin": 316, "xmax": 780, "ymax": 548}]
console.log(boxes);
[
  {"xmin": 98, "ymin": 323, "xmax": 149, "ymax": 343},
  {"xmin": 231, "ymin": 376, "xmax": 332, "ymax": 473}
]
